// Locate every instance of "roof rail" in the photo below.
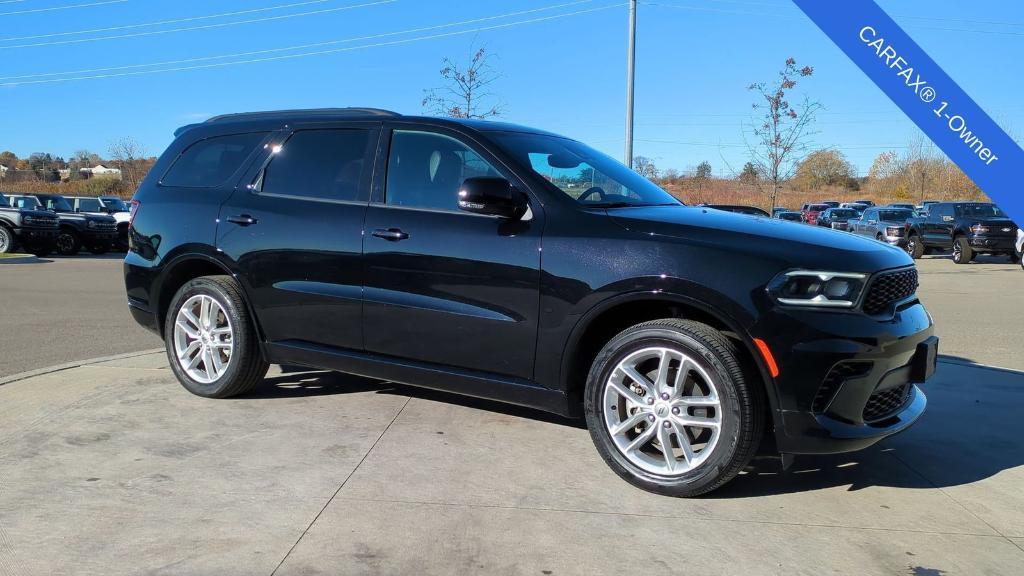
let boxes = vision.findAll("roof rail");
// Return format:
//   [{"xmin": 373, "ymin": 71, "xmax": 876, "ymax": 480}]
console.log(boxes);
[{"xmin": 205, "ymin": 108, "xmax": 400, "ymax": 123}]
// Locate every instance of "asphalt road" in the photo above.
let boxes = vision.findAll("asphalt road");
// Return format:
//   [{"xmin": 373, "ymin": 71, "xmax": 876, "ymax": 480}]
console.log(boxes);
[
  {"xmin": 0, "ymin": 255, "xmax": 161, "ymax": 378},
  {"xmin": 1, "ymin": 251, "xmax": 1020, "ymax": 379}
]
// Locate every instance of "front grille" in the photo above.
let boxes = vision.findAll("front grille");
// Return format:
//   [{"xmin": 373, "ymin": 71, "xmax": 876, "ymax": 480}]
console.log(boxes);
[
  {"xmin": 863, "ymin": 384, "xmax": 912, "ymax": 423},
  {"xmin": 862, "ymin": 268, "xmax": 918, "ymax": 315},
  {"xmin": 93, "ymin": 222, "xmax": 116, "ymax": 231},
  {"xmin": 813, "ymin": 361, "xmax": 873, "ymax": 413}
]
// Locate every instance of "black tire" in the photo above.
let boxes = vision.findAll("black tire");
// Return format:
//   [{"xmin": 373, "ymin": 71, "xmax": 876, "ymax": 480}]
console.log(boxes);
[
  {"xmin": 0, "ymin": 225, "xmax": 14, "ymax": 254},
  {"xmin": 584, "ymin": 318, "xmax": 764, "ymax": 497},
  {"xmin": 164, "ymin": 275, "xmax": 269, "ymax": 398},
  {"xmin": 952, "ymin": 236, "xmax": 972, "ymax": 264},
  {"xmin": 55, "ymin": 229, "xmax": 81, "ymax": 256},
  {"xmin": 1009, "ymin": 251, "xmax": 1020, "ymax": 264},
  {"xmin": 906, "ymin": 234, "xmax": 924, "ymax": 259}
]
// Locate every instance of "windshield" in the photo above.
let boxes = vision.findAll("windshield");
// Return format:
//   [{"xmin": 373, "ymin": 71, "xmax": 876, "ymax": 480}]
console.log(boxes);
[
  {"xmin": 779, "ymin": 212, "xmax": 802, "ymax": 221},
  {"xmin": 40, "ymin": 196, "xmax": 73, "ymax": 212},
  {"xmin": 489, "ymin": 131, "xmax": 682, "ymax": 208},
  {"xmin": 100, "ymin": 197, "xmax": 129, "ymax": 212},
  {"xmin": 879, "ymin": 209, "xmax": 914, "ymax": 221},
  {"xmin": 830, "ymin": 209, "xmax": 858, "ymax": 218},
  {"xmin": 12, "ymin": 196, "xmax": 41, "ymax": 210},
  {"xmin": 959, "ymin": 203, "xmax": 1006, "ymax": 218}
]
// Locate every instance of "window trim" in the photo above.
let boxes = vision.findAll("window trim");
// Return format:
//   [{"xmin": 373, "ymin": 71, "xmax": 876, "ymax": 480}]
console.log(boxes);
[{"xmin": 158, "ymin": 130, "xmax": 272, "ymax": 190}]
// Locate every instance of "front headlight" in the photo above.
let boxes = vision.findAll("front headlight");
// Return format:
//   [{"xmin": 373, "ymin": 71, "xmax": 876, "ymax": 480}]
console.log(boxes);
[
  {"xmin": 768, "ymin": 270, "xmax": 868, "ymax": 308},
  {"xmin": 885, "ymin": 226, "xmax": 904, "ymax": 237}
]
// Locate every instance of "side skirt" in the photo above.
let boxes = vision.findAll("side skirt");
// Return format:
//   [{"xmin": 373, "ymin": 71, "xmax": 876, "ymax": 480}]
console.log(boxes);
[{"xmin": 264, "ymin": 340, "xmax": 573, "ymax": 417}]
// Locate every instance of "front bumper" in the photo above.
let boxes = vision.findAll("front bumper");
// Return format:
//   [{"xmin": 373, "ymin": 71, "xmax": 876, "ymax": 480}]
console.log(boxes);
[
  {"xmin": 969, "ymin": 235, "xmax": 1015, "ymax": 252},
  {"xmin": 754, "ymin": 299, "xmax": 935, "ymax": 454},
  {"xmin": 883, "ymin": 234, "xmax": 908, "ymax": 247},
  {"xmin": 82, "ymin": 229, "xmax": 118, "ymax": 246},
  {"xmin": 14, "ymin": 227, "xmax": 58, "ymax": 247}
]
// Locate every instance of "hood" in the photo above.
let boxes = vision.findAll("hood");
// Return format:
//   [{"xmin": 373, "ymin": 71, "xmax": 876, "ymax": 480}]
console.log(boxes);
[
  {"xmin": 609, "ymin": 205, "xmax": 913, "ymax": 273},
  {"xmin": 80, "ymin": 210, "xmax": 129, "ymax": 223}
]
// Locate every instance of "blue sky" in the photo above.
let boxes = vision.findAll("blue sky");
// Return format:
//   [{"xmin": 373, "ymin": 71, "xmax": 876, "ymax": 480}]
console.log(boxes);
[{"xmin": 1, "ymin": 0, "xmax": 1021, "ymax": 176}]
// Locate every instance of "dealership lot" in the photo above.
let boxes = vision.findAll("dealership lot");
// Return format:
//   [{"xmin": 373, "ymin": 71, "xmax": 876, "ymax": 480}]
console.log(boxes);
[{"xmin": 0, "ymin": 254, "xmax": 1022, "ymax": 574}]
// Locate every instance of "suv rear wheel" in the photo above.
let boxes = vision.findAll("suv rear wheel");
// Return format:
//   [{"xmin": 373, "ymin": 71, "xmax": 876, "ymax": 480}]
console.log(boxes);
[
  {"xmin": 584, "ymin": 319, "xmax": 763, "ymax": 497},
  {"xmin": 164, "ymin": 275, "xmax": 268, "ymax": 398}
]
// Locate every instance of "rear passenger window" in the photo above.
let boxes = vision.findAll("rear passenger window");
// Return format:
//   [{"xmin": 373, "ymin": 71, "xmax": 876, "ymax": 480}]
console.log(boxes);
[
  {"xmin": 162, "ymin": 132, "xmax": 267, "ymax": 188},
  {"xmin": 259, "ymin": 129, "xmax": 371, "ymax": 202}
]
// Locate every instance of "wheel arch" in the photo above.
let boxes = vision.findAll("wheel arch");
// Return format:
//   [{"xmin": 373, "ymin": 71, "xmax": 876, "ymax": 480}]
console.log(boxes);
[
  {"xmin": 560, "ymin": 290, "xmax": 780, "ymax": 424},
  {"xmin": 154, "ymin": 253, "xmax": 265, "ymax": 347}
]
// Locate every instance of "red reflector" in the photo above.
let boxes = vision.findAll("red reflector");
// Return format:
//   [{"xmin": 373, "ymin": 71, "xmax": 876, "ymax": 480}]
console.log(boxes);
[
  {"xmin": 753, "ymin": 338, "xmax": 780, "ymax": 378},
  {"xmin": 129, "ymin": 199, "xmax": 141, "ymax": 228}
]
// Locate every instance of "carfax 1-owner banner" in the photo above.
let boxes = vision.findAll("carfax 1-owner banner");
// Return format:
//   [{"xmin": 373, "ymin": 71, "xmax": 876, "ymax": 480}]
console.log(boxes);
[{"xmin": 793, "ymin": 0, "xmax": 1024, "ymax": 224}]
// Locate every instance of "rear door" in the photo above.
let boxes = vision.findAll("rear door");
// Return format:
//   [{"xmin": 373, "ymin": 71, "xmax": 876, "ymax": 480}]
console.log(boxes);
[
  {"xmin": 216, "ymin": 122, "xmax": 380, "ymax": 351},
  {"xmin": 360, "ymin": 125, "xmax": 543, "ymax": 380}
]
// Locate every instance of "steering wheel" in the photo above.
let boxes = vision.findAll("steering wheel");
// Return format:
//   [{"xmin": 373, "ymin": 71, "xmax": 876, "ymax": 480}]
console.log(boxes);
[{"xmin": 578, "ymin": 187, "xmax": 607, "ymax": 203}]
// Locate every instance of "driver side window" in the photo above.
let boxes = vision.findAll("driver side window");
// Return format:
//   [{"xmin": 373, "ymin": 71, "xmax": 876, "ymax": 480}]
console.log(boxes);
[{"xmin": 385, "ymin": 130, "xmax": 501, "ymax": 212}]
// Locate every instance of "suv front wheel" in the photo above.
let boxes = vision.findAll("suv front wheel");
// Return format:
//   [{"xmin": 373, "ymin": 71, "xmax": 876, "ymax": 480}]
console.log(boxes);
[
  {"xmin": 164, "ymin": 275, "xmax": 268, "ymax": 398},
  {"xmin": 584, "ymin": 319, "xmax": 763, "ymax": 497}
]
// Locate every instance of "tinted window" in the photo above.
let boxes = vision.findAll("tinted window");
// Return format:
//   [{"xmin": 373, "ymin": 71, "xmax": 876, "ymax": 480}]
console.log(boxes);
[
  {"xmin": 162, "ymin": 132, "xmax": 267, "ymax": 188},
  {"xmin": 77, "ymin": 198, "xmax": 102, "ymax": 212},
  {"xmin": 260, "ymin": 130, "xmax": 371, "ymax": 202},
  {"xmin": 385, "ymin": 130, "xmax": 502, "ymax": 211},
  {"xmin": 958, "ymin": 203, "xmax": 1005, "ymax": 218},
  {"xmin": 0, "ymin": 193, "xmax": 8, "ymax": 207},
  {"xmin": 864, "ymin": 209, "xmax": 877, "ymax": 220}
]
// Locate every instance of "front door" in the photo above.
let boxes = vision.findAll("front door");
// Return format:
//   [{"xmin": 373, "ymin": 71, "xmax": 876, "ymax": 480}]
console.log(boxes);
[
  {"xmin": 361, "ymin": 127, "xmax": 543, "ymax": 380},
  {"xmin": 217, "ymin": 124, "xmax": 379, "ymax": 350}
]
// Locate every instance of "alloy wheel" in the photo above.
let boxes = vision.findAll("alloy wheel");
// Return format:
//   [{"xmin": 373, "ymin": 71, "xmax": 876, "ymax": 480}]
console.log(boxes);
[
  {"xmin": 906, "ymin": 237, "xmax": 916, "ymax": 255},
  {"xmin": 173, "ymin": 294, "xmax": 234, "ymax": 383},
  {"xmin": 602, "ymin": 347, "xmax": 722, "ymax": 476},
  {"xmin": 0, "ymin": 228, "xmax": 10, "ymax": 253},
  {"xmin": 953, "ymin": 242, "xmax": 962, "ymax": 263}
]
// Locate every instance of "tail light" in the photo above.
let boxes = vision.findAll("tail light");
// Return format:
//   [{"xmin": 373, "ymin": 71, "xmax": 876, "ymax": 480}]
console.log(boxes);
[{"xmin": 129, "ymin": 199, "xmax": 141, "ymax": 228}]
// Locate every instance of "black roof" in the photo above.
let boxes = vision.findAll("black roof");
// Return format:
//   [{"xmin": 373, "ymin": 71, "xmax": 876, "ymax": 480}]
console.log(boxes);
[{"xmin": 177, "ymin": 108, "xmax": 564, "ymax": 139}]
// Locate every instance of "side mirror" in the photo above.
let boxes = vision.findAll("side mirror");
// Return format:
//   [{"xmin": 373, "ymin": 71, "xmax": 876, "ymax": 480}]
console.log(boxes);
[{"xmin": 457, "ymin": 177, "xmax": 527, "ymax": 219}]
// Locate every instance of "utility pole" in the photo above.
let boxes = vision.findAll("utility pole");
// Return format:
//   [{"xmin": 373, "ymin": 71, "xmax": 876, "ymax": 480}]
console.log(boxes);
[{"xmin": 624, "ymin": 0, "xmax": 636, "ymax": 168}]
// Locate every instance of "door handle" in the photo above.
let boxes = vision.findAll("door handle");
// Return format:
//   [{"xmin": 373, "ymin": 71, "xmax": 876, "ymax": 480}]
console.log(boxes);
[
  {"xmin": 372, "ymin": 228, "xmax": 409, "ymax": 241},
  {"xmin": 226, "ymin": 214, "xmax": 258, "ymax": 226}
]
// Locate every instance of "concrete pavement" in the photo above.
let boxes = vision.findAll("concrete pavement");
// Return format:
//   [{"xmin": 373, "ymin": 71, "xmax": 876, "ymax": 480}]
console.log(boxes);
[{"xmin": 0, "ymin": 352, "xmax": 1022, "ymax": 575}]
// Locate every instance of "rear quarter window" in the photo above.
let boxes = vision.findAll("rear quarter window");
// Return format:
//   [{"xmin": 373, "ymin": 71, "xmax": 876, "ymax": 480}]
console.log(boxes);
[{"xmin": 161, "ymin": 132, "xmax": 267, "ymax": 188}]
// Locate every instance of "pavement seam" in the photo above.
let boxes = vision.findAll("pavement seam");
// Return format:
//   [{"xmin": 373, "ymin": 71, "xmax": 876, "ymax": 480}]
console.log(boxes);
[
  {"xmin": 0, "ymin": 348, "xmax": 164, "ymax": 387},
  {"xmin": 326, "ymin": 495, "xmax": 1014, "ymax": 540},
  {"xmin": 268, "ymin": 396, "xmax": 412, "ymax": 576},
  {"xmin": 884, "ymin": 449, "xmax": 1021, "ymax": 546}
]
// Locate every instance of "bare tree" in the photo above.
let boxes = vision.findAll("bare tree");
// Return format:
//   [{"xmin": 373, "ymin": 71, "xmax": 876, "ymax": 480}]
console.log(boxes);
[
  {"xmin": 422, "ymin": 46, "xmax": 502, "ymax": 119},
  {"xmin": 633, "ymin": 156, "xmax": 659, "ymax": 180},
  {"xmin": 108, "ymin": 137, "xmax": 146, "ymax": 190},
  {"xmin": 744, "ymin": 58, "xmax": 821, "ymax": 210}
]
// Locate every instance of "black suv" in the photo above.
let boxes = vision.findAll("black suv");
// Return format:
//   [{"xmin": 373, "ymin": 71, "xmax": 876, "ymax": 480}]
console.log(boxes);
[
  {"xmin": 10, "ymin": 193, "xmax": 118, "ymax": 255},
  {"xmin": 905, "ymin": 202, "xmax": 1018, "ymax": 264},
  {"xmin": 125, "ymin": 109, "xmax": 938, "ymax": 496},
  {"xmin": 0, "ymin": 192, "xmax": 60, "ymax": 256}
]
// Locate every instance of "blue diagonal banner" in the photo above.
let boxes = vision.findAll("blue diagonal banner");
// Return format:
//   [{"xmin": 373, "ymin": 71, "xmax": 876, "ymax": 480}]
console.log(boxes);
[{"xmin": 792, "ymin": 0, "xmax": 1024, "ymax": 225}]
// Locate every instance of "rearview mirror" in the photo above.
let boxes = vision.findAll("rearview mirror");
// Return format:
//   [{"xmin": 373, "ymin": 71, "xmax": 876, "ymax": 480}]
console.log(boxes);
[{"xmin": 458, "ymin": 177, "xmax": 527, "ymax": 219}]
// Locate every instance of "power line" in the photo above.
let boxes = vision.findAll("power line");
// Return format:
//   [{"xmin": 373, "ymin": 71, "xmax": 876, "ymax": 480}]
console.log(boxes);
[
  {"xmin": 0, "ymin": 2, "xmax": 624, "ymax": 87},
  {"xmin": 0, "ymin": 0, "xmax": 397, "ymax": 49},
  {"xmin": 0, "ymin": 0, "xmax": 336, "ymax": 42},
  {"xmin": 0, "ymin": 0, "xmax": 599, "ymax": 82},
  {"xmin": 0, "ymin": 0, "xmax": 127, "ymax": 17}
]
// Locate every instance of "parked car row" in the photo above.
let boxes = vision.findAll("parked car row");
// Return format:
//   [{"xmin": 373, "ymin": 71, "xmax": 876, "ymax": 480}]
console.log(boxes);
[
  {"xmin": 706, "ymin": 199, "xmax": 1020, "ymax": 267},
  {"xmin": 0, "ymin": 192, "xmax": 129, "ymax": 256}
]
